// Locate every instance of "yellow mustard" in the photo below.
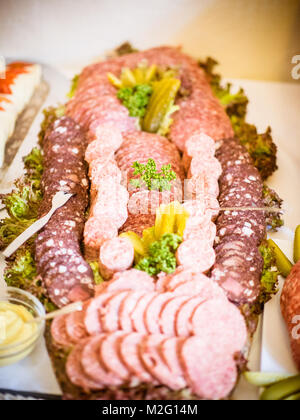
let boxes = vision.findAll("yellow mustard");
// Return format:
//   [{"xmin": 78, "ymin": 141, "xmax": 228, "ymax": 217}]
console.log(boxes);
[{"xmin": 0, "ymin": 302, "xmax": 38, "ymax": 366}]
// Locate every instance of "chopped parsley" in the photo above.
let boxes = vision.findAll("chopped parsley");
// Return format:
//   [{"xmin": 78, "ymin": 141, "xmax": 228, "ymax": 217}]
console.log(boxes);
[
  {"xmin": 130, "ymin": 159, "xmax": 176, "ymax": 192},
  {"xmin": 117, "ymin": 84, "xmax": 153, "ymax": 118},
  {"xmin": 135, "ymin": 233, "xmax": 182, "ymax": 276}
]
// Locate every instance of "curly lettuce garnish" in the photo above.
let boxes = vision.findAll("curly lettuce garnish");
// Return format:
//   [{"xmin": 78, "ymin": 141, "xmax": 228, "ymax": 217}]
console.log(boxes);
[
  {"xmin": 5, "ymin": 247, "xmax": 56, "ymax": 313},
  {"xmin": 135, "ymin": 233, "xmax": 182, "ymax": 276},
  {"xmin": 199, "ymin": 57, "xmax": 278, "ymax": 180},
  {"xmin": 263, "ymin": 185, "xmax": 284, "ymax": 231}
]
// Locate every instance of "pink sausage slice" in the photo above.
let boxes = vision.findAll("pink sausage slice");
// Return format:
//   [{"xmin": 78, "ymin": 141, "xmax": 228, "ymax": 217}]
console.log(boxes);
[
  {"xmin": 191, "ymin": 298, "xmax": 247, "ymax": 353},
  {"xmin": 84, "ymin": 291, "xmax": 118, "ymax": 335},
  {"xmin": 99, "ymin": 237, "xmax": 134, "ymax": 280},
  {"xmin": 81, "ymin": 335, "xmax": 123, "ymax": 387},
  {"xmin": 179, "ymin": 336, "xmax": 238, "ymax": 400},
  {"xmin": 51, "ymin": 315, "xmax": 73, "ymax": 348},
  {"xmin": 99, "ymin": 331, "xmax": 130, "ymax": 381},
  {"xmin": 144, "ymin": 293, "xmax": 173, "ymax": 334},
  {"xmin": 159, "ymin": 296, "xmax": 191, "ymax": 336},
  {"xmin": 66, "ymin": 338, "xmax": 104, "ymax": 391},
  {"xmin": 139, "ymin": 335, "xmax": 186, "ymax": 390},
  {"xmin": 176, "ymin": 238, "xmax": 216, "ymax": 273},
  {"xmin": 119, "ymin": 291, "xmax": 146, "ymax": 332},
  {"xmin": 65, "ymin": 308, "xmax": 88, "ymax": 343},
  {"xmin": 119, "ymin": 333, "xmax": 154, "ymax": 384},
  {"xmin": 106, "ymin": 269, "xmax": 155, "ymax": 293},
  {"xmin": 131, "ymin": 293, "xmax": 157, "ymax": 333},
  {"xmin": 175, "ymin": 296, "xmax": 206, "ymax": 337},
  {"xmin": 100, "ymin": 290, "xmax": 129, "ymax": 332}
]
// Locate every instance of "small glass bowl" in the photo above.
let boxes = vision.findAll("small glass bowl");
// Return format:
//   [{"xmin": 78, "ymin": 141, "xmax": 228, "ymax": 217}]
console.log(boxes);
[{"xmin": 0, "ymin": 287, "xmax": 45, "ymax": 367}]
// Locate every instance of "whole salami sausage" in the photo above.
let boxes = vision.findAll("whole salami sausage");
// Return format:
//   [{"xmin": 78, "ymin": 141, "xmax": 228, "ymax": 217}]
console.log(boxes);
[
  {"xmin": 281, "ymin": 261, "xmax": 300, "ymax": 370},
  {"xmin": 35, "ymin": 116, "xmax": 94, "ymax": 308}
]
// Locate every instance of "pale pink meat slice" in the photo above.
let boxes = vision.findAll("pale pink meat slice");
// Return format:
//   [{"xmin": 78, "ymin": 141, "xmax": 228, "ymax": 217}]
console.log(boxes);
[
  {"xmin": 100, "ymin": 290, "xmax": 129, "ymax": 332},
  {"xmin": 139, "ymin": 335, "xmax": 186, "ymax": 390},
  {"xmin": 131, "ymin": 293, "xmax": 157, "ymax": 333},
  {"xmin": 144, "ymin": 293, "xmax": 173, "ymax": 334},
  {"xmin": 179, "ymin": 336, "xmax": 238, "ymax": 400},
  {"xmin": 99, "ymin": 331, "xmax": 131, "ymax": 381},
  {"xmin": 66, "ymin": 339, "xmax": 104, "ymax": 390},
  {"xmin": 119, "ymin": 290, "xmax": 146, "ymax": 332},
  {"xmin": 51, "ymin": 315, "xmax": 73, "ymax": 348},
  {"xmin": 81, "ymin": 335, "xmax": 123, "ymax": 387},
  {"xmin": 119, "ymin": 333, "xmax": 154, "ymax": 384},
  {"xmin": 191, "ymin": 298, "xmax": 247, "ymax": 353},
  {"xmin": 159, "ymin": 296, "xmax": 191, "ymax": 336},
  {"xmin": 65, "ymin": 308, "xmax": 88, "ymax": 344},
  {"xmin": 175, "ymin": 295, "xmax": 206, "ymax": 337},
  {"xmin": 84, "ymin": 291, "xmax": 118, "ymax": 335}
]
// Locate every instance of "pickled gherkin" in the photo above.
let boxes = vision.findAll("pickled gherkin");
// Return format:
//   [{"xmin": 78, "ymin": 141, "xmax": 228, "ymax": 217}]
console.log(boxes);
[
  {"xmin": 294, "ymin": 225, "xmax": 300, "ymax": 263},
  {"xmin": 268, "ymin": 239, "xmax": 293, "ymax": 278},
  {"xmin": 142, "ymin": 78, "xmax": 181, "ymax": 133}
]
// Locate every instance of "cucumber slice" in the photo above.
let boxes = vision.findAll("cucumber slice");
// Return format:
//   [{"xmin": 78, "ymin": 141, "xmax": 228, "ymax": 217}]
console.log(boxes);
[{"xmin": 260, "ymin": 375, "xmax": 300, "ymax": 400}]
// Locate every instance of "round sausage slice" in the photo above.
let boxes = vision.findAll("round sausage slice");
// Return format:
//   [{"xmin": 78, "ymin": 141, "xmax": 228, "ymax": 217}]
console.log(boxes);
[
  {"xmin": 119, "ymin": 333, "xmax": 154, "ymax": 384},
  {"xmin": 66, "ymin": 339, "xmax": 103, "ymax": 391},
  {"xmin": 51, "ymin": 315, "xmax": 73, "ymax": 348},
  {"xmin": 100, "ymin": 290, "xmax": 129, "ymax": 332},
  {"xmin": 84, "ymin": 291, "xmax": 118, "ymax": 335},
  {"xmin": 191, "ymin": 298, "xmax": 247, "ymax": 353},
  {"xmin": 99, "ymin": 331, "xmax": 130, "ymax": 381},
  {"xmin": 139, "ymin": 335, "xmax": 186, "ymax": 390},
  {"xmin": 81, "ymin": 335, "xmax": 123, "ymax": 387},
  {"xmin": 144, "ymin": 293, "xmax": 173, "ymax": 334},
  {"xmin": 106, "ymin": 269, "xmax": 155, "ymax": 293},
  {"xmin": 99, "ymin": 237, "xmax": 134, "ymax": 280},
  {"xmin": 119, "ymin": 291, "xmax": 146, "ymax": 332},
  {"xmin": 65, "ymin": 308, "xmax": 88, "ymax": 344},
  {"xmin": 179, "ymin": 336, "xmax": 238, "ymax": 400},
  {"xmin": 176, "ymin": 239, "xmax": 216, "ymax": 273},
  {"xmin": 175, "ymin": 296, "xmax": 206, "ymax": 337},
  {"xmin": 159, "ymin": 296, "xmax": 191, "ymax": 336},
  {"xmin": 131, "ymin": 293, "xmax": 157, "ymax": 333}
]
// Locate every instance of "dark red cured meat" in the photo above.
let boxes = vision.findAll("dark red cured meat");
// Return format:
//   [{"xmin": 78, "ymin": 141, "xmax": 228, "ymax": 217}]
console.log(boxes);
[
  {"xmin": 212, "ymin": 137, "xmax": 266, "ymax": 305},
  {"xmin": 280, "ymin": 261, "xmax": 300, "ymax": 370},
  {"xmin": 179, "ymin": 336, "xmax": 238, "ymax": 400},
  {"xmin": 35, "ymin": 117, "xmax": 94, "ymax": 308}
]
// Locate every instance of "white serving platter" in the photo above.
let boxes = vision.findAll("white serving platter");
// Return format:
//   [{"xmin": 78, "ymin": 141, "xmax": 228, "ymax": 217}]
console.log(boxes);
[{"xmin": 0, "ymin": 69, "xmax": 299, "ymax": 399}]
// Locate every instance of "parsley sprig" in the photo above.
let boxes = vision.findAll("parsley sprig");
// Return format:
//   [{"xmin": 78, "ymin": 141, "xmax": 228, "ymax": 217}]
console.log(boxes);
[{"xmin": 130, "ymin": 159, "xmax": 176, "ymax": 192}]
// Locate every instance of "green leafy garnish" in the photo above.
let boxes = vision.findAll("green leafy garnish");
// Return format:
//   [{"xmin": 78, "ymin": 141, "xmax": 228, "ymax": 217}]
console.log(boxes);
[
  {"xmin": 263, "ymin": 185, "xmax": 284, "ymax": 231},
  {"xmin": 199, "ymin": 57, "xmax": 278, "ymax": 180},
  {"xmin": 259, "ymin": 242, "xmax": 279, "ymax": 302},
  {"xmin": 117, "ymin": 84, "xmax": 153, "ymax": 118},
  {"xmin": 67, "ymin": 74, "xmax": 79, "ymax": 99},
  {"xmin": 38, "ymin": 105, "xmax": 65, "ymax": 144},
  {"xmin": 4, "ymin": 247, "xmax": 56, "ymax": 313},
  {"xmin": 130, "ymin": 159, "xmax": 176, "ymax": 192},
  {"xmin": 88, "ymin": 261, "xmax": 104, "ymax": 285},
  {"xmin": 135, "ymin": 233, "xmax": 182, "ymax": 276}
]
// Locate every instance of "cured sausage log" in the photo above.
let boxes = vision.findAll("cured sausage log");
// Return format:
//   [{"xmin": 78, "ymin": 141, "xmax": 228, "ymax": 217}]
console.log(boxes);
[
  {"xmin": 211, "ymin": 138, "xmax": 266, "ymax": 305},
  {"xmin": 51, "ymin": 269, "xmax": 246, "ymax": 348},
  {"xmin": 35, "ymin": 116, "xmax": 94, "ymax": 308},
  {"xmin": 65, "ymin": 331, "xmax": 242, "ymax": 399},
  {"xmin": 281, "ymin": 261, "xmax": 300, "ymax": 370}
]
